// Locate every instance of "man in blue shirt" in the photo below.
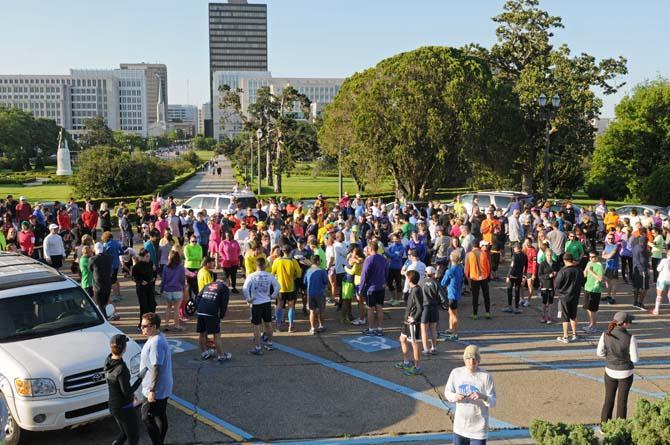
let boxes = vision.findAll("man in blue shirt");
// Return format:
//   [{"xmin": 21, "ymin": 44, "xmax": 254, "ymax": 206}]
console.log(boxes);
[
  {"xmin": 196, "ymin": 279, "xmax": 231, "ymax": 362},
  {"xmin": 304, "ymin": 255, "xmax": 329, "ymax": 334},
  {"xmin": 360, "ymin": 240, "xmax": 388, "ymax": 337},
  {"xmin": 139, "ymin": 313, "xmax": 173, "ymax": 445}
]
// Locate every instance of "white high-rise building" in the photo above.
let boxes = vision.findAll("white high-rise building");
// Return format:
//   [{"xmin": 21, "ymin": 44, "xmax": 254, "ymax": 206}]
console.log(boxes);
[
  {"xmin": 168, "ymin": 104, "xmax": 198, "ymax": 124},
  {"xmin": 0, "ymin": 65, "xmax": 161, "ymax": 139},
  {"xmin": 212, "ymin": 71, "xmax": 343, "ymax": 140}
]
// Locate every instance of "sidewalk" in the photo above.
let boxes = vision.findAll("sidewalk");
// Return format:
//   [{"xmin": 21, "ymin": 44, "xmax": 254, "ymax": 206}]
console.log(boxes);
[{"xmin": 169, "ymin": 155, "xmax": 237, "ymax": 199}]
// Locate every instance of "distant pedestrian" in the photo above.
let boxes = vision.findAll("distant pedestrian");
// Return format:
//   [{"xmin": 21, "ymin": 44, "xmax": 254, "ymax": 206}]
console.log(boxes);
[
  {"xmin": 444, "ymin": 345, "xmax": 497, "ymax": 445},
  {"xmin": 597, "ymin": 312, "xmax": 638, "ymax": 423},
  {"xmin": 139, "ymin": 313, "xmax": 173, "ymax": 445}
]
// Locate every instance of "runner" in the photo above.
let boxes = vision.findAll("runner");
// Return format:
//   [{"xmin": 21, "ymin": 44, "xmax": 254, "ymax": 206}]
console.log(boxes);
[
  {"xmin": 271, "ymin": 245, "xmax": 303, "ymax": 332},
  {"xmin": 420, "ymin": 266, "xmax": 440, "ymax": 355},
  {"xmin": 583, "ymin": 250, "xmax": 605, "ymax": 334},
  {"xmin": 304, "ymin": 255, "xmax": 329, "ymax": 334},
  {"xmin": 652, "ymin": 250, "xmax": 670, "ymax": 315},
  {"xmin": 394, "ymin": 270, "xmax": 423, "ymax": 376},
  {"xmin": 464, "ymin": 241, "xmax": 492, "ymax": 320},
  {"xmin": 630, "ymin": 228, "xmax": 650, "ymax": 309},
  {"xmin": 195, "ymin": 278, "xmax": 232, "ymax": 362},
  {"xmin": 441, "ymin": 250, "xmax": 464, "ymax": 341},
  {"xmin": 555, "ymin": 253, "xmax": 584, "ymax": 344},
  {"xmin": 360, "ymin": 240, "xmax": 388, "ymax": 337},
  {"xmin": 537, "ymin": 241, "xmax": 557, "ymax": 324},
  {"xmin": 503, "ymin": 243, "xmax": 527, "ymax": 314},
  {"xmin": 243, "ymin": 257, "xmax": 280, "ymax": 355},
  {"xmin": 601, "ymin": 232, "xmax": 619, "ymax": 304}
]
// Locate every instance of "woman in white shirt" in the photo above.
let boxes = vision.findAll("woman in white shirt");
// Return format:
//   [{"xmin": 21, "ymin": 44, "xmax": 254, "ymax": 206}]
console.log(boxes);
[
  {"xmin": 597, "ymin": 311, "xmax": 639, "ymax": 423},
  {"xmin": 653, "ymin": 250, "xmax": 670, "ymax": 315},
  {"xmin": 445, "ymin": 345, "xmax": 497, "ymax": 444}
]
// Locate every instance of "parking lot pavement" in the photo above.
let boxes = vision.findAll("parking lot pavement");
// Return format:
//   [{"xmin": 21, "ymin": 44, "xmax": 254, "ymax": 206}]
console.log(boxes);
[{"xmin": 24, "ymin": 267, "xmax": 669, "ymax": 444}]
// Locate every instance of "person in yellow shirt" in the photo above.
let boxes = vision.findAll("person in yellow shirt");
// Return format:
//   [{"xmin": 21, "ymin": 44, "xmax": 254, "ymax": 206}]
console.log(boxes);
[
  {"xmin": 603, "ymin": 208, "xmax": 620, "ymax": 233},
  {"xmin": 197, "ymin": 257, "xmax": 215, "ymax": 292},
  {"xmin": 317, "ymin": 223, "xmax": 331, "ymax": 247},
  {"xmin": 271, "ymin": 245, "xmax": 303, "ymax": 332},
  {"xmin": 244, "ymin": 241, "xmax": 267, "ymax": 274}
]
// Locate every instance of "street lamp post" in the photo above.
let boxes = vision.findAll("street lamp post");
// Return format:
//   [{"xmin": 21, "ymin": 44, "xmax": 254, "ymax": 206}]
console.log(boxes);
[
  {"xmin": 338, "ymin": 145, "xmax": 343, "ymax": 200},
  {"xmin": 256, "ymin": 128, "xmax": 263, "ymax": 195},
  {"xmin": 249, "ymin": 134, "xmax": 253, "ymax": 185},
  {"xmin": 538, "ymin": 93, "xmax": 560, "ymax": 201}
]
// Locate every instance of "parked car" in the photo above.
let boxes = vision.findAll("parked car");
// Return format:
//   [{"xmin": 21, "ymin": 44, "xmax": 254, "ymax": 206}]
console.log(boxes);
[
  {"xmin": 615, "ymin": 204, "xmax": 667, "ymax": 222},
  {"xmin": 459, "ymin": 191, "xmax": 533, "ymax": 214},
  {"xmin": 176, "ymin": 192, "xmax": 258, "ymax": 219},
  {"xmin": 0, "ymin": 252, "xmax": 142, "ymax": 445}
]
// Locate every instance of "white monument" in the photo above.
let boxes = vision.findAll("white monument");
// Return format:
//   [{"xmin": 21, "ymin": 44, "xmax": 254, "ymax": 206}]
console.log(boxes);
[{"xmin": 55, "ymin": 129, "xmax": 73, "ymax": 176}]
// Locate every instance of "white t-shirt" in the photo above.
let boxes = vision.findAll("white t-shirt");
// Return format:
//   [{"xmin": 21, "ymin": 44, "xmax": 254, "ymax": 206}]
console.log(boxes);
[
  {"xmin": 444, "ymin": 366, "xmax": 497, "ymax": 440},
  {"xmin": 658, "ymin": 258, "xmax": 670, "ymax": 283},
  {"xmin": 403, "ymin": 260, "xmax": 426, "ymax": 293}
]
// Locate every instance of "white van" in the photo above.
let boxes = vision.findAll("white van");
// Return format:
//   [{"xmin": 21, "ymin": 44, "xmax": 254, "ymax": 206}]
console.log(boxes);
[
  {"xmin": 176, "ymin": 191, "xmax": 258, "ymax": 219},
  {"xmin": 0, "ymin": 253, "xmax": 142, "ymax": 445}
]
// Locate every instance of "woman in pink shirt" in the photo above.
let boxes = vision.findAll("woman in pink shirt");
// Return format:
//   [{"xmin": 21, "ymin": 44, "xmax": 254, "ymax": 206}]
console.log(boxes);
[
  {"xmin": 218, "ymin": 230, "xmax": 241, "ymax": 293},
  {"xmin": 208, "ymin": 217, "xmax": 222, "ymax": 268}
]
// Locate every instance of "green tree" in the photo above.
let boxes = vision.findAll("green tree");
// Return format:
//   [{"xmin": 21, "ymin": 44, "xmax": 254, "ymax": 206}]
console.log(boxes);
[
  {"xmin": 167, "ymin": 128, "xmax": 185, "ymax": 144},
  {"xmin": 321, "ymin": 46, "xmax": 516, "ymax": 199},
  {"xmin": 73, "ymin": 146, "xmax": 175, "ymax": 197},
  {"xmin": 113, "ymin": 131, "xmax": 146, "ymax": 151},
  {"xmin": 587, "ymin": 79, "xmax": 670, "ymax": 200},
  {"xmin": 83, "ymin": 115, "xmax": 114, "ymax": 147},
  {"xmin": 471, "ymin": 0, "xmax": 627, "ymax": 195}
]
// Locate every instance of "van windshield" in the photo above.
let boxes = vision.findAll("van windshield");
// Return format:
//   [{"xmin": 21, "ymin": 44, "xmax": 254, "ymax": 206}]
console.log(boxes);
[{"xmin": 0, "ymin": 287, "xmax": 104, "ymax": 343}]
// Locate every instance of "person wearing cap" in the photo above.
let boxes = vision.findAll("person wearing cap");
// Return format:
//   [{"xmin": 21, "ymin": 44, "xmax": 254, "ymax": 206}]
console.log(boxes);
[
  {"xmin": 105, "ymin": 334, "xmax": 142, "ymax": 445},
  {"xmin": 464, "ymin": 241, "xmax": 492, "ymax": 320},
  {"xmin": 445, "ymin": 345, "xmax": 497, "ymax": 444},
  {"xmin": 597, "ymin": 311, "xmax": 639, "ymax": 423},
  {"xmin": 555, "ymin": 252, "xmax": 584, "ymax": 343},
  {"xmin": 18, "ymin": 220, "xmax": 36, "ymax": 258},
  {"xmin": 15, "ymin": 196, "xmax": 32, "ymax": 223},
  {"xmin": 43, "ymin": 223, "xmax": 65, "ymax": 270}
]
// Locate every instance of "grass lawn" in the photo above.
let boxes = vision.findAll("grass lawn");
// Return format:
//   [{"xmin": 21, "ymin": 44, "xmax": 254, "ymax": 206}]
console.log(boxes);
[
  {"xmin": 193, "ymin": 150, "xmax": 215, "ymax": 163},
  {"xmin": 0, "ymin": 184, "xmax": 74, "ymax": 202},
  {"xmin": 254, "ymin": 175, "xmax": 376, "ymax": 199}
]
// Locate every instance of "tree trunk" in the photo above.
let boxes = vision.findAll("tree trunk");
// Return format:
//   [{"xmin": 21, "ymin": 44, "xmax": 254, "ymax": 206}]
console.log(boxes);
[
  {"xmin": 266, "ymin": 145, "xmax": 273, "ymax": 187},
  {"xmin": 274, "ymin": 139, "xmax": 282, "ymax": 193}
]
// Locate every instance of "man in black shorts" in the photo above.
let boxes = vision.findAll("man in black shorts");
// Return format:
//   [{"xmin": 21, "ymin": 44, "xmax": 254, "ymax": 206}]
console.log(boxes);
[
  {"xmin": 243, "ymin": 257, "xmax": 280, "ymax": 355},
  {"xmin": 631, "ymin": 228, "xmax": 650, "ymax": 309},
  {"xmin": 420, "ymin": 266, "xmax": 440, "ymax": 355},
  {"xmin": 196, "ymin": 278, "xmax": 231, "ymax": 362},
  {"xmin": 395, "ymin": 270, "xmax": 423, "ymax": 376},
  {"xmin": 554, "ymin": 253, "xmax": 584, "ymax": 344}
]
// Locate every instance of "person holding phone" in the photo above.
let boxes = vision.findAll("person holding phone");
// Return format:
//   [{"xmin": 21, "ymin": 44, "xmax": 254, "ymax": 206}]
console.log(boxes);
[
  {"xmin": 104, "ymin": 334, "xmax": 143, "ymax": 445},
  {"xmin": 444, "ymin": 345, "xmax": 497, "ymax": 445}
]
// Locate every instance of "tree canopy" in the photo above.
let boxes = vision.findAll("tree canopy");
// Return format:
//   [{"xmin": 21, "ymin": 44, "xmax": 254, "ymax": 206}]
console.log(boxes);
[{"xmin": 586, "ymin": 79, "xmax": 670, "ymax": 200}]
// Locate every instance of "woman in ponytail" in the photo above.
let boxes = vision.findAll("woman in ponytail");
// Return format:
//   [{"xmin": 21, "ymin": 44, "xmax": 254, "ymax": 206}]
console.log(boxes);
[{"xmin": 596, "ymin": 311, "xmax": 638, "ymax": 424}]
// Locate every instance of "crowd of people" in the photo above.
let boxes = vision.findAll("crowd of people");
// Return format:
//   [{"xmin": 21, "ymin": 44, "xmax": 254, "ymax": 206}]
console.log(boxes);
[{"xmin": 1, "ymin": 189, "xmax": 667, "ymax": 443}]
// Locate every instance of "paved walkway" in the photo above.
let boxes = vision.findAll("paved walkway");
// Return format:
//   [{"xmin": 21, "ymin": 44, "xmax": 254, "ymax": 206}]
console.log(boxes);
[{"xmin": 170, "ymin": 155, "xmax": 237, "ymax": 199}]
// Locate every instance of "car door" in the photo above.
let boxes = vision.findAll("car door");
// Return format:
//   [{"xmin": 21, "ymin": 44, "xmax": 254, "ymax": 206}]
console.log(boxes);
[
  {"xmin": 216, "ymin": 197, "xmax": 231, "ymax": 213},
  {"xmin": 183, "ymin": 196, "xmax": 203, "ymax": 210}
]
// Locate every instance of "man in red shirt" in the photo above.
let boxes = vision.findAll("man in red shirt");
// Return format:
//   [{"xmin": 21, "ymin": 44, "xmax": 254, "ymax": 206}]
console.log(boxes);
[
  {"xmin": 18, "ymin": 221, "xmax": 35, "ymax": 257},
  {"xmin": 82, "ymin": 204, "xmax": 99, "ymax": 240},
  {"xmin": 15, "ymin": 196, "xmax": 32, "ymax": 223}
]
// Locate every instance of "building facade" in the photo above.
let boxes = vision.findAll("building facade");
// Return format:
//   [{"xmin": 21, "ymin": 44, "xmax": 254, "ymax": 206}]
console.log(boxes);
[
  {"xmin": 199, "ymin": 102, "xmax": 211, "ymax": 136},
  {"xmin": 0, "ymin": 66, "xmax": 155, "ymax": 138},
  {"xmin": 212, "ymin": 70, "xmax": 343, "ymax": 140},
  {"xmin": 168, "ymin": 104, "xmax": 198, "ymax": 123},
  {"xmin": 119, "ymin": 63, "xmax": 167, "ymax": 128},
  {"xmin": 208, "ymin": 0, "xmax": 268, "ymax": 135}
]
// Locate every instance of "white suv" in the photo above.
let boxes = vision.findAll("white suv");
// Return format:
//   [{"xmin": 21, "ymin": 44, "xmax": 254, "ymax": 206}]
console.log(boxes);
[
  {"xmin": 0, "ymin": 253, "xmax": 142, "ymax": 445},
  {"xmin": 176, "ymin": 192, "xmax": 258, "ymax": 219}
]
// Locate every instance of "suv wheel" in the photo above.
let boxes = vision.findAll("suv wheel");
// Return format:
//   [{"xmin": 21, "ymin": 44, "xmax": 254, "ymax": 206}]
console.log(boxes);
[{"xmin": 1, "ymin": 392, "xmax": 21, "ymax": 445}]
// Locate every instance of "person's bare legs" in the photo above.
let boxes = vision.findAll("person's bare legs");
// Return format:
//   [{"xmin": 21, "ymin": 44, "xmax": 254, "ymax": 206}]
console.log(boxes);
[
  {"xmin": 375, "ymin": 305, "xmax": 383, "ymax": 330},
  {"xmin": 429, "ymin": 322, "xmax": 438, "ymax": 350},
  {"xmin": 421, "ymin": 323, "xmax": 430, "ymax": 352}
]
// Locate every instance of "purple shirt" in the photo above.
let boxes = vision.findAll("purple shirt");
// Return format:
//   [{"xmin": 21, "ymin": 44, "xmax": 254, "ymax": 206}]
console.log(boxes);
[
  {"xmin": 160, "ymin": 265, "xmax": 185, "ymax": 293},
  {"xmin": 360, "ymin": 253, "xmax": 388, "ymax": 295}
]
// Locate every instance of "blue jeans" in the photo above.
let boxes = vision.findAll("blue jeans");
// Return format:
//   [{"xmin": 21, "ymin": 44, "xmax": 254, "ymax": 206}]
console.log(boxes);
[{"xmin": 454, "ymin": 433, "xmax": 486, "ymax": 445}]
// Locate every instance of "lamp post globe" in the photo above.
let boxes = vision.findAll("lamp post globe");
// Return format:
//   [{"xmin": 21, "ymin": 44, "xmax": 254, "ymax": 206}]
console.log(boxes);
[{"xmin": 538, "ymin": 93, "xmax": 547, "ymax": 107}]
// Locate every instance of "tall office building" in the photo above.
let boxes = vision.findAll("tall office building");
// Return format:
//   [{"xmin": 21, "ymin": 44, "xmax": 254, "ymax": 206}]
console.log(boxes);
[
  {"xmin": 207, "ymin": 0, "xmax": 267, "ymax": 135},
  {"xmin": 0, "ymin": 67, "xmax": 153, "ymax": 138},
  {"xmin": 120, "ymin": 63, "xmax": 167, "ymax": 127}
]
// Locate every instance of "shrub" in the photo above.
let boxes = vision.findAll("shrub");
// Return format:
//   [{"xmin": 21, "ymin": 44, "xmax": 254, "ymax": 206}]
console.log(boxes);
[
  {"xmin": 73, "ymin": 146, "xmax": 175, "ymax": 198},
  {"xmin": 601, "ymin": 418, "xmax": 632, "ymax": 445},
  {"xmin": 630, "ymin": 397, "xmax": 670, "ymax": 445},
  {"xmin": 530, "ymin": 419, "xmax": 597, "ymax": 445},
  {"xmin": 179, "ymin": 150, "xmax": 201, "ymax": 168},
  {"xmin": 638, "ymin": 165, "xmax": 670, "ymax": 206}
]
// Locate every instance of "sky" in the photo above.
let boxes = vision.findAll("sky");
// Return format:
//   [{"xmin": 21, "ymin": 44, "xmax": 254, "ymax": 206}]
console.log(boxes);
[{"xmin": 1, "ymin": 0, "xmax": 669, "ymax": 117}]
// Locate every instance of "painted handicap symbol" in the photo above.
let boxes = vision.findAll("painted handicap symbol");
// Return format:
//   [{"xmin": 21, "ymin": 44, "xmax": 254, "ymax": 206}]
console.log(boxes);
[
  {"xmin": 342, "ymin": 335, "xmax": 400, "ymax": 353},
  {"xmin": 135, "ymin": 339, "xmax": 197, "ymax": 355}
]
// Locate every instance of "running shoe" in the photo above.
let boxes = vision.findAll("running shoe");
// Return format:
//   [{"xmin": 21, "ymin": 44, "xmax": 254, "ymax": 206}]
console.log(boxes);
[
  {"xmin": 317, "ymin": 325, "xmax": 327, "ymax": 333},
  {"xmin": 545, "ymin": 318, "xmax": 552, "ymax": 325},
  {"xmin": 231, "ymin": 288, "xmax": 239, "ymax": 294},
  {"xmin": 217, "ymin": 352, "xmax": 233, "ymax": 362},
  {"xmin": 471, "ymin": 314, "xmax": 479, "ymax": 320},
  {"xmin": 570, "ymin": 335, "xmax": 579, "ymax": 342},
  {"xmin": 404, "ymin": 366, "xmax": 422, "ymax": 376},
  {"xmin": 394, "ymin": 361, "xmax": 413, "ymax": 370},
  {"xmin": 540, "ymin": 315, "xmax": 546, "ymax": 323},
  {"xmin": 363, "ymin": 328, "xmax": 376, "ymax": 336},
  {"xmin": 248, "ymin": 347, "xmax": 263, "ymax": 356},
  {"xmin": 430, "ymin": 349, "xmax": 438, "ymax": 355},
  {"xmin": 421, "ymin": 350, "xmax": 432, "ymax": 357},
  {"xmin": 309, "ymin": 328, "xmax": 316, "ymax": 335},
  {"xmin": 637, "ymin": 303, "xmax": 647, "ymax": 311},
  {"xmin": 607, "ymin": 297, "xmax": 616, "ymax": 305},
  {"xmin": 485, "ymin": 312, "xmax": 492, "ymax": 319},
  {"xmin": 375, "ymin": 329, "xmax": 384, "ymax": 337},
  {"xmin": 501, "ymin": 307, "xmax": 513, "ymax": 313},
  {"xmin": 556, "ymin": 336, "xmax": 571, "ymax": 344},
  {"xmin": 445, "ymin": 334, "xmax": 459, "ymax": 341},
  {"xmin": 200, "ymin": 350, "xmax": 214, "ymax": 360},
  {"xmin": 351, "ymin": 319, "xmax": 365, "ymax": 326},
  {"xmin": 261, "ymin": 332, "xmax": 268, "ymax": 342},
  {"xmin": 262, "ymin": 342, "xmax": 274, "ymax": 351}
]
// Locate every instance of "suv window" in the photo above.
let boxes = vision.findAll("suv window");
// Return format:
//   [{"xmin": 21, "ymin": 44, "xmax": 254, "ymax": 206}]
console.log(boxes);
[
  {"xmin": 0, "ymin": 287, "xmax": 104, "ymax": 343},
  {"xmin": 461, "ymin": 195, "xmax": 473, "ymax": 205},
  {"xmin": 216, "ymin": 197, "xmax": 231, "ymax": 210},
  {"xmin": 201, "ymin": 197, "xmax": 217, "ymax": 209},
  {"xmin": 236, "ymin": 197, "xmax": 258, "ymax": 209},
  {"xmin": 494, "ymin": 196, "xmax": 512, "ymax": 209},
  {"xmin": 476, "ymin": 195, "xmax": 491, "ymax": 207},
  {"xmin": 184, "ymin": 196, "xmax": 203, "ymax": 209}
]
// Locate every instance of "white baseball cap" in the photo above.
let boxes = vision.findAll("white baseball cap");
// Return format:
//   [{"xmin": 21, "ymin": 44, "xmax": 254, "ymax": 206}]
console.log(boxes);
[{"xmin": 48, "ymin": 223, "xmax": 59, "ymax": 231}]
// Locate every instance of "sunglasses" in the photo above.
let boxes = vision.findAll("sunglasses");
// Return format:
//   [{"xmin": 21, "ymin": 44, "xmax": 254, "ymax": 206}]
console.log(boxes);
[{"xmin": 140, "ymin": 324, "xmax": 153, "ymax": 329}]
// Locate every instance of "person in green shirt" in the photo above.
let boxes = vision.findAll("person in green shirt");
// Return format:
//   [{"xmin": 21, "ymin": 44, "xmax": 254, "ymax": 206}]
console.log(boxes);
[
  {"xmin": 0, "ymin": 229, "xmax": 6, "ymax": 251},
  {"xmin": 310, "ymin": 240, "xmax": 327, "ymax": 270},
  {"xmin": 565, "ymin": 232, "xmax": 585, "ymax": 265},
  {"xmin": 79, "ymin": 245, "xmax": 94, "ymax": 295},
  {"xmin": 184, "ymin": 235, "xmax": 204, "ymax": 298},
  {"xmin": 583, "ymin": 251, "xmax": 604, "ymax": 334},
  {"xmin": 650, "ymin": 227, "xmax": 665, "ymax": 283}
]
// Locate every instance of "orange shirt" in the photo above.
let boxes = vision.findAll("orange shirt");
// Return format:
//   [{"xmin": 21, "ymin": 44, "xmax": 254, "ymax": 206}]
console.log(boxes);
[
  {"xmin": 465, "ymin": 249, "xmax": 491, "ymax": 281},
  {"xmin": 480, "ymin": 218, "xmax": 500, "ymax": 245},
  {"xmin": 603, "ymin": 213, "xmax": 619, "ymax": 231}
]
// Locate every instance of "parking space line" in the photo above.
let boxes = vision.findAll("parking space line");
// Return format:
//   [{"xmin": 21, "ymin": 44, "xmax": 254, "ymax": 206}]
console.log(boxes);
[
  {"xmin": 459, "ymin": 341, "xmax": 667, "ymax": 399},
  {"xmin": 169, "ymin": 394, "xmax": 257, "ymax": 443},
  {"xmin": 273, "ymin": 342, "xmax": 517, "ymax": 429},
  {"xmin": 273, "ymin": 428, "xmax": 530, "ymax": 444}
]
